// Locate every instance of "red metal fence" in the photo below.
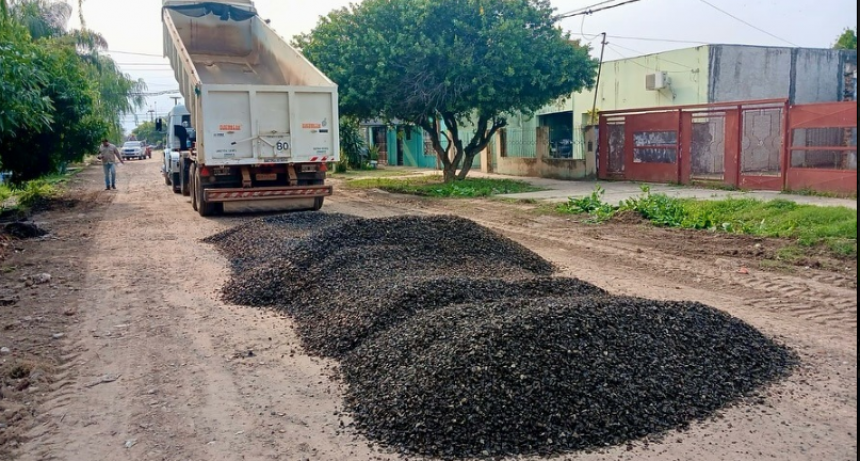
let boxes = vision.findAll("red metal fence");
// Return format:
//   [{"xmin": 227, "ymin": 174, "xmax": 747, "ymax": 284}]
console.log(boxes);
[{"xmin": 598, "ymin": 99, "xmax": 858, "ymax": 194}]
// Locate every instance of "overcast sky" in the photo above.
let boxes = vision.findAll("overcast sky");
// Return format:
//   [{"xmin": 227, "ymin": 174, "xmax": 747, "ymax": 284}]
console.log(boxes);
[{"xmin": 65, "ymin": 0, "xmax": 856, "ymax": 132}]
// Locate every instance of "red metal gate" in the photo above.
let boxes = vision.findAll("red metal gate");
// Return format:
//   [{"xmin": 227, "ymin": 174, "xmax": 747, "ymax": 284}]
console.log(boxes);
[
  {"xmin": 625, "ymin": 111, "xmax": 681, "ymax": 184},
  {"xmin": 786, "ymin": 101, "xmax": 857, "ymax": 194},
  {"xmin": 598, "ymin": 99, "xmax": 857, "ymax": 195}
]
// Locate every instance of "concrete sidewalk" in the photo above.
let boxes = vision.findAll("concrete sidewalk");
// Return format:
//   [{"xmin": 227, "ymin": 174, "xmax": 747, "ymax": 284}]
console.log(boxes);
[{"xmin": 466, "ymin": 172, "xmax": 858, "ymax": 210}]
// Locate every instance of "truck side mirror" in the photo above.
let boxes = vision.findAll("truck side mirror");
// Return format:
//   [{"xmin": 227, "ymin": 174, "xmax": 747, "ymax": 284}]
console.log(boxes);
[{"xmin": 155, "ymin": 118, "xmax": 163, "ymax": 132}]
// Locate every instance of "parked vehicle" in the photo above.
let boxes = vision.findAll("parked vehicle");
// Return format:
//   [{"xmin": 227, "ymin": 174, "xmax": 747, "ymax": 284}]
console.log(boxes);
[
  {"xmin": 159, "ymin": 0, "xmax": 339, "ymax": 216},
  {"xmin": 121, "ymin": 141, "xmax": 146, "ymax": 160}
]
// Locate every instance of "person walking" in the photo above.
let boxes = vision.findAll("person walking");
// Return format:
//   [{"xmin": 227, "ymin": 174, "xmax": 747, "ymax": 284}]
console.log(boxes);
[{"xmin": 97, "ymin": 138, "xmax": 124, "ymax": 190}]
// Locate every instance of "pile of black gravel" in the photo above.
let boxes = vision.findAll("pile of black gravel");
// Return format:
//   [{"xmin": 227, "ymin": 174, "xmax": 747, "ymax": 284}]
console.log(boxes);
[
  {"xmin": 202, "ymin": 212, "xmax": 356, "ymax": 272},
  {"xmin": 293, "ymin": 276, "xmax": 607, "ymax": 358},
  {"xmin": 206, "ymin": 213, "xmax": 797, "ymax": 460},
  {"xmin": 342, "ymin": 296, "xmax": 797, "ymax": 459},
  {"xmin": 218, "ymin": 215, "xmax": 555, "ymax": 308}
]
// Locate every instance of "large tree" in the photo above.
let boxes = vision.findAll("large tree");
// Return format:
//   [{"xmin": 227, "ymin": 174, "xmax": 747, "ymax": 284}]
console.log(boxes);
[
  {"xmin": 0, "ymin": 0, "xmax": 147, "ymax": 179},
  {"xmin": 295, "ymin": 0, "xmax": 596, "ymax": 181},
  {"xmin": 834, "ymin": 27, "xmax": 857, "ymax": 50}
]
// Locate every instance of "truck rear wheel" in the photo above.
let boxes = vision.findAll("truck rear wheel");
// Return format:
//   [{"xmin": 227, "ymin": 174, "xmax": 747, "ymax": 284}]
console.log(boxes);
[
  {"xmin": 190, "ymin": 165, "xmax": 199, "ymax": 212},
  {"xmin": 194, "ymin": 166, "xmax": 219, "ymax": 217},
  {"xmin": 172, "ymin": 173, "xmax": 181, "ymax": 194},
  {"xmin": 312, "ymin": 197, "xmax": 324, "ymax": 211},
  {"xmin": 180, "ymin": 160, "xmax": 191, "ymax": 196}
]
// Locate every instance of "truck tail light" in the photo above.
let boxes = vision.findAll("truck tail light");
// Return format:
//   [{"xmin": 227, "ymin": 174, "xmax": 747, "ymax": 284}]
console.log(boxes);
[
  {"xmin": 199, "ymin": 166, "xmax": 211, "ymax": 177},
  {"xmin": 319, "ymin": 163, "xmax": 328, "ymax": 173}
]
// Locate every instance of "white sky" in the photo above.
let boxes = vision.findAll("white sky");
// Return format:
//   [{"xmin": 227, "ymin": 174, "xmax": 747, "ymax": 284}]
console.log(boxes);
[{"xmin": 65, "ymin": 0, "xmax": 857, "ymax": 132}]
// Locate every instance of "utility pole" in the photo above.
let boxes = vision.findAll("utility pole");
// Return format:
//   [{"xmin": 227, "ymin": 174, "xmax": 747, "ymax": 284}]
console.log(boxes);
[
  {"xmin": 590, "ymin": 32, "xmax": 607, "ymax": 128},
  {"xmin": 170, "ymin": 96, "xmax": 181, "ymax": 106},
  {"xmin": 590, "ymin": 33, "xmax": 607, "ymax": 176}
]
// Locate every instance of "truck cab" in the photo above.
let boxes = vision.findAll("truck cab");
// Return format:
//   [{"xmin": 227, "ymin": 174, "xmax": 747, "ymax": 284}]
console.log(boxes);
[{"xmin": 160, "ymin": 104, "xmax": 196, "ymax": 193}]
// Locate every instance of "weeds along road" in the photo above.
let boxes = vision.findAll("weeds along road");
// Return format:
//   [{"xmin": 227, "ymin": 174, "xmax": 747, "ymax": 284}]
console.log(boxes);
[{"xmin": 6, "ymin": 158, "xmax": 856, "ymax": 461}]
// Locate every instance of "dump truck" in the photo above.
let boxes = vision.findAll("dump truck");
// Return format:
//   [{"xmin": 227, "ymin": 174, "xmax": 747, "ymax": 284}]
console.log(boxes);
[{"xmin": 160, "ymin": 0, "xmax": 339, "ymax": 215}]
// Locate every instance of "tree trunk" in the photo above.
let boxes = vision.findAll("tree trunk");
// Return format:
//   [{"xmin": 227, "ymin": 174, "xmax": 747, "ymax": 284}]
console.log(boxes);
[
  {"xmin": 442, "ymin": 163, "xmax": 457, "ymax": 182},
  {"xmin": 457, "ymin": 153, "xmax": 477, "ymax": 180}
]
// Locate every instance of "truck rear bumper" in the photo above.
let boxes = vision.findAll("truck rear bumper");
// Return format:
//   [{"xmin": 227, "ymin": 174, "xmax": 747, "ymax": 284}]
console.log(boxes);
[{"xmin": 204, "ymin": 185, "xmax": 333, "ymax": 203}]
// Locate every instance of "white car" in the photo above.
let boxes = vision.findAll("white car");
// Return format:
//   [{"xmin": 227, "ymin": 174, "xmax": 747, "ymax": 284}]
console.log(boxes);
[{"xmin": 121, "ymin": 141, "xmax": 146, "ymax": 160}]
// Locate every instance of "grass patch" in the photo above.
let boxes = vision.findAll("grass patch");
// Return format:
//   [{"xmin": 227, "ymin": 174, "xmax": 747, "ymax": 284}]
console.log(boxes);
[
  {"xmin": 557, "ymin": 186, "xmax": 857, "ymax": 259},
  {"xmin": 15, "ymin": 179, "xmax": 60, "ymax": 209},
  {"xmin": 330, "ymin": 168, "xmax": 424, "ymax": 179},
  {"xmin": 0, "ymin": 166, "xmax": 84, "ymax": 212},
  {"xmin": 782, "ymin": 188, "xmax": 857, "ymax": 200},
  {"xmin": 688, "ymin": 180, "xmax": 742, "ymax": 192},
  {"xmin": 346, "ymin": 176, "xmax": 544, "ymax": 198}
]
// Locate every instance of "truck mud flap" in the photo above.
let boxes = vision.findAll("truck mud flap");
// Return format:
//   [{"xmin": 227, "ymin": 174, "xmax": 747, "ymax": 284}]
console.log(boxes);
[{"xmin": 204, "ymin": 185, "xmax": 333, "ymax": 203}]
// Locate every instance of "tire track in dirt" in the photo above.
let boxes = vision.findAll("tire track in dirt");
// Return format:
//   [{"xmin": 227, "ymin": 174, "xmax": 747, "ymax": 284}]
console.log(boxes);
[{"xmin": 482, "ymin": 222, "xmax": 856, "ymax": 332}]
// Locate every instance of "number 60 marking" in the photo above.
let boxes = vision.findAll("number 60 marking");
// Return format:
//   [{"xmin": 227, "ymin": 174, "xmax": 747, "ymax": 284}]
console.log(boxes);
[{"xmin": 276, "ymin": 141, "xmax": 290, "ymax": 151}]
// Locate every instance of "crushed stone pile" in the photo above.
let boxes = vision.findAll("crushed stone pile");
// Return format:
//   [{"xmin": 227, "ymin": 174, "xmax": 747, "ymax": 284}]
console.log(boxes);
[
  {"xmin": 202, "ymin": 212, "xmax": 356, "ymax": 272},
  {"xmin": 217, "ymin": 215, "xmax": 555, "ymax": 308},
  {"xmin": 205, "ymin": 213, "xmax": 797, "ymax": 460},
  {"xmin": 342, "ymin": 296, "xmax": 797, "ymax": 459},
  {"xmin": 294, "ymin": 276, "xmax": 607, "ymax": 358}
]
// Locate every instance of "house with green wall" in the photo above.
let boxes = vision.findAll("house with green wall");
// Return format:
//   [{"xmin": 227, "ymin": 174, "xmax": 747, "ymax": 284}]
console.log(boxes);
[
  {"xmin": 358, "ymin": 45, "xmax": 855, "ymax": 178},
  {"xmin": 360, "ymin": 120, "xmax": 480, "ymax": 170},
  {"xmin": 484, "ymin": 44, "xmax": 854, "ymax": 180}
]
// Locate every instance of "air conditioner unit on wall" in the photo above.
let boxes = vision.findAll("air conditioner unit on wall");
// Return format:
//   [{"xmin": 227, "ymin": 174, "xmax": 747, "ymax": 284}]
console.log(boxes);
[{"xmin": 646, "ymin": 72, "xmax": 669, "ymax": 91}]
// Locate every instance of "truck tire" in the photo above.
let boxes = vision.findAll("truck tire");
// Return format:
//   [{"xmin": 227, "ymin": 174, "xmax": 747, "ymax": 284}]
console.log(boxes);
[
  {"xmin": 190, "ymin": 164, "xmax": 199, "ymax": 212},
  {"xmin": 172, "ymin": 173, "xmax": 181, "ymax": 194},
  {"xmin": 165, "ymin": 174, "xmax": 171, "ymax": 186},
  {"xmin": 180, "ymin": 160, "xmax": 191, "ymax": 197},
  {"xmin": 194, "ymin": 165, "xmax": 219, "ymax": 217},
  {"xmin": 312, "ymin": 197, "xmax": 324, "ymax": 211}
]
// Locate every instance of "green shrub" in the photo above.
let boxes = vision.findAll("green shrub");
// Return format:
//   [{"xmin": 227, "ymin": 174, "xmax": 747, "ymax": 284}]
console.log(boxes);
[
  {"xmin": 556, "ymin": 186, "xmax": 617, "ymax": 222},
  {"xmin": 16, "ymin": 180, "xmax": 58, "ymax": 208},
  {"xmin": 347, "ymin": 176, "xmax": 542, "ymax": 197}
]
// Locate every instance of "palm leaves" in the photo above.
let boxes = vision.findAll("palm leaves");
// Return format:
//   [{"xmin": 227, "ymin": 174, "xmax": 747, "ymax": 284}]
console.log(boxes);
[{"xmin": 8, "ymin": 0, "xmax": 72, "ymax": 39}]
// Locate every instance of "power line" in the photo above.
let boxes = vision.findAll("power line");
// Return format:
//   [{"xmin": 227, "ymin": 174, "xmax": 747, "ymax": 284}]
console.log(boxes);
[
  {"xmin": 107, "ymin": 49, "xmax": 164, "ymax": 57},
  {"xmin": 695, "ymin": 0, "xmax": 799, "ymax": 47},
  {"xmin": 116, "ymin": 62, "xmax": 172, "ymax": 66},
  {"xmin": 555, "ymin": 0, "xmax": 645, "ymax": 20},
  {"xmin": 579, "ymin": 15, "xmax": 602, "ymax": 42},
  {"xmin": 604, "ymin": 44, "xmax": 691, "ymax": 74},
  {"xmin": 607, "ymin": 42, "xmax": 697, "ymax": 70},
  {"xmin": 603, "ymin": 34, "xmax": 711, "ymax": 45},
  {"xmin": 107, "ymin": 90, "xmax": 181, "ymax": 96},
  {"xmin": 556, "ymin": 0, "xmax": 621, "ymax": 18}
]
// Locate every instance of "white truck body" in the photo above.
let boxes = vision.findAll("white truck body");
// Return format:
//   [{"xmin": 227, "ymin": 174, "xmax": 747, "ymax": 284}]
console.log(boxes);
[{"xmin": 161, "ymin": 0, "xmax": 339, "ymax": 214}]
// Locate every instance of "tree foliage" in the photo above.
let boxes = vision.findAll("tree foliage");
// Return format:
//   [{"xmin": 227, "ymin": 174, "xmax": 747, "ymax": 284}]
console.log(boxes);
[
  {"xmin": 834, "ymin": 27, "xmax": 857, "ymax": 50},
  {"xmin": 295, "ymin": 0, "xmax": 596, "ymax": 181},
  {"xmin": 0, "ymin": 0, "xmax": 146, "ymax": 181},
  {"xmin": 0, "ymin": 21, "xmax": 54, "ymax": 138},
  {"xmin": 132, "ymin": 121, "xmax": 165, "ymax": 146}
]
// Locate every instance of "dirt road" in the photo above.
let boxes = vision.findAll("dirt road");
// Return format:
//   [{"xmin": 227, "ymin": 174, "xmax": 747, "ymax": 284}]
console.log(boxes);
[{"xmin": 1, "ymin": 159, "xmax": 856, "ymax": 461}]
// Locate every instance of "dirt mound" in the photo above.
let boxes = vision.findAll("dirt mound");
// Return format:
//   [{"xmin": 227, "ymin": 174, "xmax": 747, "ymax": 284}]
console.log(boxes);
[
  {"xmin": 2, "ymin": 222, "xmax": 48, "ymax": 239},
  {"xmin": 342, "ymin": 296, "xmax": 798, "ymax": 459}
]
